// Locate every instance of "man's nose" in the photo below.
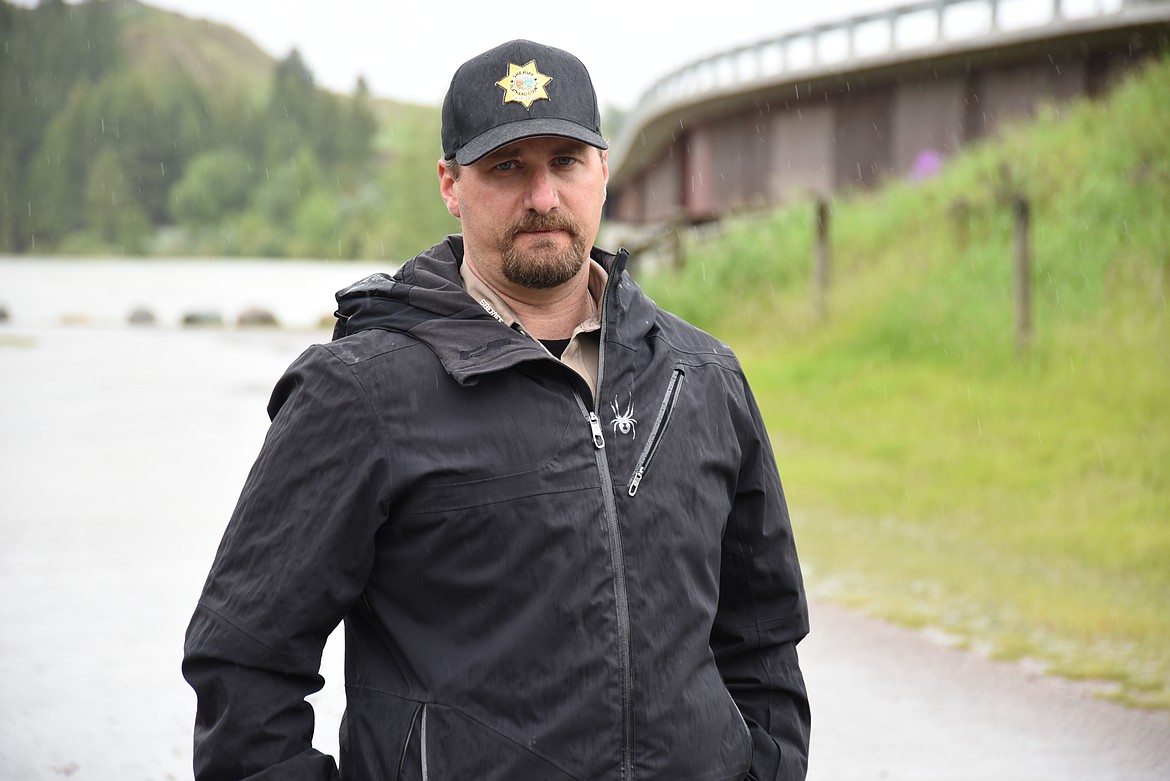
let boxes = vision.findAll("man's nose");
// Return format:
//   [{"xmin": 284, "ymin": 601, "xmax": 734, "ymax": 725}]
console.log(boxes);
[{"xmin": 525, "ymin": 169, "xmax": 559, "ymax": 214}]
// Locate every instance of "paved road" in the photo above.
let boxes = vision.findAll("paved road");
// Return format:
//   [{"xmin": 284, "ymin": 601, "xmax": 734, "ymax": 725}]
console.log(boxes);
[{"xmin": 1, "ymin": 326, "xmax": 1167, "ymax": 780}]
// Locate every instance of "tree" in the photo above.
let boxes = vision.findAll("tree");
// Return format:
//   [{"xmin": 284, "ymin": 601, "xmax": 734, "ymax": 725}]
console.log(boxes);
[
  {"xmin": 263, "ymin": 49, "xmax": 318, "ymax": 166},
  {"xmin": 336, "ymin": 76, "xmax": 379, "ymax": 183},
  {"xmin": 84, "ymin": 146, "xmax": 151, "ymax": 252},
  {"xmin": 250, "ymin": 145, "xmax": 326, "ymax": 224},
  {"xmin": 169, "ymin": 149, "xmax": 255, "ymax": 227},
  {"xmin": 92, "ymin": 73, "xmax": 194, "ymax": 227},
  {"xmin": 0, "ymin": 0, "xmax": 123, "ymax": 250},
  {"xmin": 27, "ymin": 82, "xmax": 99, "ymax": 243},
  {"xmin": 0, "ymin": 145, "xmax": 22, "ymax": 251}
]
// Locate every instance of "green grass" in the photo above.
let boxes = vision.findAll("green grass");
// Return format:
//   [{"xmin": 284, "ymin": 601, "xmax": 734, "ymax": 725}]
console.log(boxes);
[{"xmin": 639, "ymin": 54, "xmax": 1170, "ymax": 709}]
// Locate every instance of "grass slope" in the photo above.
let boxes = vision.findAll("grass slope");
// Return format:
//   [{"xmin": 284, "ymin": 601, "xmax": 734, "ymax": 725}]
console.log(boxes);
[
  {"xmin": 641, "ymin": 54, "xmax": 1170, "ymax": 709},
  {"xmin": 118, "ymin": 0, "xmax": 274, "ymax": 103}
]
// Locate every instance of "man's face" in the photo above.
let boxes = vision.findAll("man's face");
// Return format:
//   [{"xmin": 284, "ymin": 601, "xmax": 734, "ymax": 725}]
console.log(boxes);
[{"xmin": 440, "ymin": 136, "xmax": 608, "ymax": 291}]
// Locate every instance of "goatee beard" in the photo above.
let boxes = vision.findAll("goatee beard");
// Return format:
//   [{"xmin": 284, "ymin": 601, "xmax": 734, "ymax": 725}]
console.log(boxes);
[{"xmin": 498, "ymin": 212, "xmax": 588, "ymax": 289}]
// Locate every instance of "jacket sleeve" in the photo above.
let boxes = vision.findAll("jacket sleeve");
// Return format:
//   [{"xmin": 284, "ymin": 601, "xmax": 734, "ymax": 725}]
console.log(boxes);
[
  {"xmin": 711, "ymin": 376, "xmax": 811, "ymax": 781},
  {"xmin": 182, "ymin": 345, "xmax": 391, "ymax": 781}
]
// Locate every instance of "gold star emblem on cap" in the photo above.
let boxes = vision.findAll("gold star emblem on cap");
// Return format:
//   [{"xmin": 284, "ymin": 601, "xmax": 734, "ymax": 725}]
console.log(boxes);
[{"xmin": 495, "ymin": 60, "xmax": 552, "ymax": 109}]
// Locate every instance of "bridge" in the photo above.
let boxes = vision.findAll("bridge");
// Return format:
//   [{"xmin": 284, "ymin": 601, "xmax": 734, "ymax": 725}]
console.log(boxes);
[{"xmin": 604, "ymin": 0, "xmax": 1170, "ymax": 231}]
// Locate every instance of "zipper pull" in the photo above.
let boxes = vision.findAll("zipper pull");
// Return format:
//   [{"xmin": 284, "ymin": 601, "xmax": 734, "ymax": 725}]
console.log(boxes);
[
  {"xmin": 588, "ymin": 412, "xmax": 605, "ymax": 449},
  {"xmin": 628, "ymin": 467, "xmax": 645, "ymax": 497}
]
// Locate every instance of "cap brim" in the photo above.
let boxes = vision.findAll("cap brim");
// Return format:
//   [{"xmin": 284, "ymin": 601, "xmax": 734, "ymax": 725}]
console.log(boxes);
[{"xmin": 454, "ymin": 118, "xmax": 608, "ymax": 165}]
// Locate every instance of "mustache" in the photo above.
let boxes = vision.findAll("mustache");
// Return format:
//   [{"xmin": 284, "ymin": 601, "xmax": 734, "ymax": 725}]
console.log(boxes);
[{"xmin": 505, "ymin": 212, "xmax": 580, "ymax": 240}]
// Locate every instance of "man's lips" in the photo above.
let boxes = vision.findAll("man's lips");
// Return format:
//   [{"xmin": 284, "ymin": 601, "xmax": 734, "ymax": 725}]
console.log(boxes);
[{"xmin": 517, "ymin": 228, "xmax": 566, "ymax": 238}]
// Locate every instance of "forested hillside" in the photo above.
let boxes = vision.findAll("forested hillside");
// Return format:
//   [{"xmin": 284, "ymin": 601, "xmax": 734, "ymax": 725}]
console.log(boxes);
[{"xmin": 0, "ymin": 0, "xmax": 458, "ymax": 258}]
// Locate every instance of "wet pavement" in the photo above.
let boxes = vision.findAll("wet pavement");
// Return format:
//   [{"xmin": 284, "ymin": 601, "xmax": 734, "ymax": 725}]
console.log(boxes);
[
  {"xmin": 801, "ymin": 600, "xmax": 1170, "ymax": 780},
  {"xmin": 1, "ymin": 325, "xmax": 1167, "ymax": 780}
]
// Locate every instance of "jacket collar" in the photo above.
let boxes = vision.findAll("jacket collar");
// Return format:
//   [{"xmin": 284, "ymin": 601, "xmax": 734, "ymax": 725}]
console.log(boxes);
[{"xmin": 333, "ymin": 235, "xmax": 648, "ymax": 385}]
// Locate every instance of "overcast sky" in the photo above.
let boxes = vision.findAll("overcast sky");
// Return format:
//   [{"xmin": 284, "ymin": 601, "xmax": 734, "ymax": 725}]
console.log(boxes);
[{"xmin": 22, "ymin": 0, "xmax": 905, "ymax": 108}]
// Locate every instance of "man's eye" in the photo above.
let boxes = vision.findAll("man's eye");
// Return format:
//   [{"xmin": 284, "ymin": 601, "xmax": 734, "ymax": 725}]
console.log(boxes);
[
  {"xmin": 495, "ymin": 160, "xmax": 518, "ymax": 172},
  {"xmin": 554, "ymin": 156, "xmax": 576, "ymax": 167}
]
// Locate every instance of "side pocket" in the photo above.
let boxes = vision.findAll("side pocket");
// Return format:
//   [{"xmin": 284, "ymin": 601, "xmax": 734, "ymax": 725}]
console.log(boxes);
[
  {"xmin": 734, "ymin": 697, "xmax": 754, "ymax": 777},
  {"xmin": 420, "ymin": 703, "xmax": 429, "ymax": 781},
  {"xmin": 395, "ymin": 701, "xmax": 426, "ymax": 781}
]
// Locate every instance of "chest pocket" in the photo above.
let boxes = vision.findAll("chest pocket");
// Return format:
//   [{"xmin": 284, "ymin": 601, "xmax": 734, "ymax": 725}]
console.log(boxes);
[{"xmin": 625, "ymin": 367, "xmax": 686, "ymax": 496}]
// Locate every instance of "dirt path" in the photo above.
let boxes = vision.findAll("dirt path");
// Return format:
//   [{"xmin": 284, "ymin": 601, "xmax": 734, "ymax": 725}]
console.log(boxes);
[{"xmin": 1, "ymin": 326, "xmax": 1166, "ymax": 780}]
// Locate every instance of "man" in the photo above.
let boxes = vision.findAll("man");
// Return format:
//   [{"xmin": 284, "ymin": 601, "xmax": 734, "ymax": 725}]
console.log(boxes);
[{"xmin": 183, "ymin": 39, "xmax": 810, "ymax": 781}]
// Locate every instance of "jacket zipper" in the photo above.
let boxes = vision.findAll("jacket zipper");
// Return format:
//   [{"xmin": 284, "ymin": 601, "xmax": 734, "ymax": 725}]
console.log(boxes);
[
  {"xmin": 627, "ymin": 368, "xmax": 685, "ymax": 497},
  {"xmin": 576, "ymin": 269, "xmax": 636, "ymax": 780},
  {"xmin": 419, "ymin": 703, "xmax": 429, "ymax": 781},
  {"xmin": 574, "ymin": 390, "xmax": 635, "ymax": 781}
]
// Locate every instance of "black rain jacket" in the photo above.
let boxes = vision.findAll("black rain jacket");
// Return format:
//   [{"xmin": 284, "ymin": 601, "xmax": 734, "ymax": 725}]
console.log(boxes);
[{"xmin": 183, "ymin": 236, "xmax": 810, "ymax": 781}]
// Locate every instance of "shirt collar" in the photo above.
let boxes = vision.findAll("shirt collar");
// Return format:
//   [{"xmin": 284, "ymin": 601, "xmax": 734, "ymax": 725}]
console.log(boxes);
[{"xmin": 459, "ymin": 259, "xmax": 607, "ymax": 339}]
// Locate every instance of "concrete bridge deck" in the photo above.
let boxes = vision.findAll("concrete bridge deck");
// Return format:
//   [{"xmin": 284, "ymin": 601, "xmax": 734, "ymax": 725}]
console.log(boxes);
[{"xmin": 605, "ymin": 0, "xmax": 1170, "ymax": 228}]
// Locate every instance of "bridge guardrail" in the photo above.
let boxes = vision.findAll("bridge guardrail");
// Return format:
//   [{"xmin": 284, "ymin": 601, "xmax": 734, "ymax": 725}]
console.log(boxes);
[{"xmin": 609, "ymin": 0, "xmax": 1165, "ymax": 170}]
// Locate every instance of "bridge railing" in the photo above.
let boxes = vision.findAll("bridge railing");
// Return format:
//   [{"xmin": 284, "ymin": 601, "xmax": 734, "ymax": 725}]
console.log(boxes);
[{"xmin": 611, "ymin": 0, "xmax": 1159, "ymax": 162}]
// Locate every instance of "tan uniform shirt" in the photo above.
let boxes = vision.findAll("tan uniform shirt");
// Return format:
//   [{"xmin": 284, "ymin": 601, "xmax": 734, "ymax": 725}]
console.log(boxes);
[{"xmin": 460, "ymin": 260, "xmax": 606, "ymax": 401}]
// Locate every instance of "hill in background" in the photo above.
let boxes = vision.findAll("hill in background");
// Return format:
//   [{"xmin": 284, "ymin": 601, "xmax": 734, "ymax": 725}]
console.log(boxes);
[
  {"xmin": 116, "ymin": 0, "xmax": 274, "ymax": 102},
  {"xmin": 0, "ymin": 0, "xmax": 457, "ymax": 258}
]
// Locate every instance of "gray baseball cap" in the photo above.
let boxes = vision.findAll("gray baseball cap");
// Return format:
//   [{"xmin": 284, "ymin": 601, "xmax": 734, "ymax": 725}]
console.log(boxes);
[{"xmin": 441, "ymin": 39, "xmax": 608, "ymax": 165}]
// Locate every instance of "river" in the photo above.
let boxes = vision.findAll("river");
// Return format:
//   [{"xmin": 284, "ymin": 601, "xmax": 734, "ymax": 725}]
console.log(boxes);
[
  {"xmin": 0, "ymin": 257, "xmax": 376, "ymax": 778},
  {"xmin": 0, "ymin": 256, "xmax": 386, "ymax": 330}
]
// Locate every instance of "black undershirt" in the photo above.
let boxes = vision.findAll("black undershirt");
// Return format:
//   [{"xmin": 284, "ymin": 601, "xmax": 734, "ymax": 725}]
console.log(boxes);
[{"xmin": 539, "ymin": 338, "xmax": 571, "ymax": 359}]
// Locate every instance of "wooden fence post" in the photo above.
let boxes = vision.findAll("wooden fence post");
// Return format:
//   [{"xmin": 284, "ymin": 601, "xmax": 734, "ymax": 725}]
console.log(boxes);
[
  {"xmin": 814, "ymin": 199, "xmax": 831, "ymax": 322},
  {"xmin": 671, "ymin": 219, "xmax": 686, "ymax": 271},
  {"xmin": 1013, "ymin": 196, "xmax": 1033, "ymax": 351}
]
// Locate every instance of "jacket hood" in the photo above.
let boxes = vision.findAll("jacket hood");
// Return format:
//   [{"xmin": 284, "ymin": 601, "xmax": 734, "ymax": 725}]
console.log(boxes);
[{"xmin": 332, "ymin": 235, "xmax": 645, "ymax": 385}]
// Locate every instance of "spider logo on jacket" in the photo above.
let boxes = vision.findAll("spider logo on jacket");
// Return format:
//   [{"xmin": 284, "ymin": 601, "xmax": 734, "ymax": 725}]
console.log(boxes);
[{"xmin": 610, "ymin": 395, "xmax": 637, "ymax": 438}]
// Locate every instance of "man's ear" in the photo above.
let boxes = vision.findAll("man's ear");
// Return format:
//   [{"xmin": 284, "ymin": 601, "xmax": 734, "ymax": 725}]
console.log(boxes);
[
  {"xmin": 600, "ymin": 150, "xmax": 609, "ymax": 203},
  {"xmin": 438, "ymin": 160, "xmax": 461, "ymax": 219}
]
